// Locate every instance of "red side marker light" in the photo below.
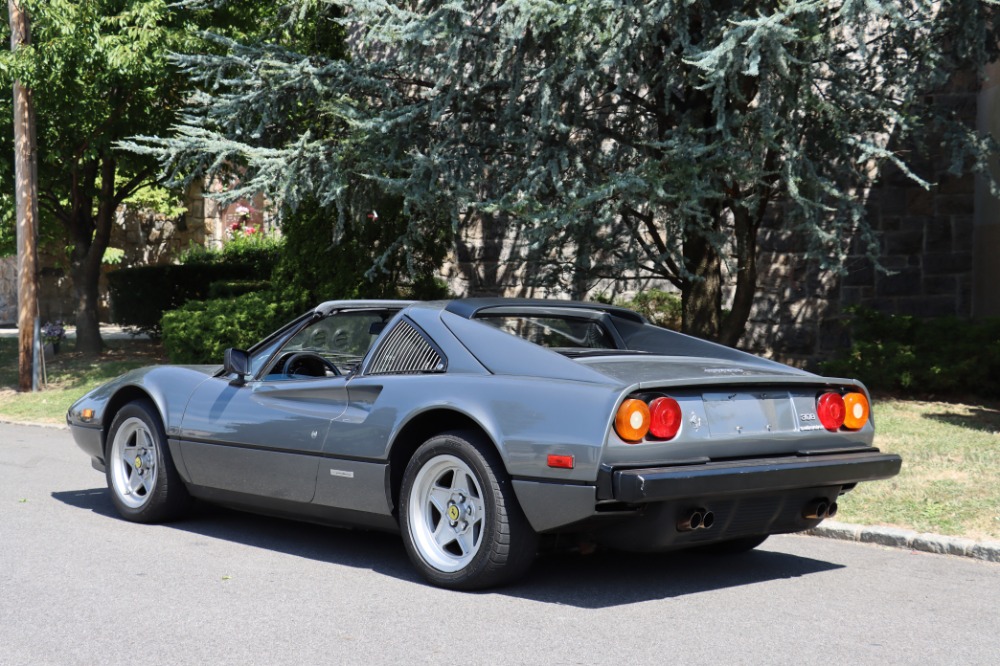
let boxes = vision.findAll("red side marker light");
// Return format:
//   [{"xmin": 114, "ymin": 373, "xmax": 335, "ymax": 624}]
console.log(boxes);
[{"xmin": 547, "ymin": 454, "xmax": 574, "ymax": 469}]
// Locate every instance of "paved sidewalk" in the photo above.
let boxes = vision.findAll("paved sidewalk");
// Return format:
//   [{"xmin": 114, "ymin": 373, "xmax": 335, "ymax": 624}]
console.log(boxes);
[{"xmin": 0, "ymin": 323, "xmax": 147, "ymax": 341}]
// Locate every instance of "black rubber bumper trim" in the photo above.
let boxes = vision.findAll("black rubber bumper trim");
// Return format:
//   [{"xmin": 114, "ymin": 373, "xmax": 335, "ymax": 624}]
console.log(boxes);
[{"xmin": 612, "ymin": 451, "xmax": 902, "ymax": 503}]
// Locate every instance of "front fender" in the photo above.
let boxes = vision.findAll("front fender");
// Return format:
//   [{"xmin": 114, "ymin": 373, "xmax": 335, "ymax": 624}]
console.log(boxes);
[{"xmin": 67, "ymin": 365, "xmax": 218, "ymax": 450}]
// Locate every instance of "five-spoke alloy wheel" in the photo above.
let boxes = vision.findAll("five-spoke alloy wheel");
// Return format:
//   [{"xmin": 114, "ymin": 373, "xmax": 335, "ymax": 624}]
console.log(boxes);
[
  {"xmin": 106, "ymin": 400, "xmax": 188, "ymax": 523},
  {"xmin": 400, "ymin": 431, "xmax": 537, "ymax": 590}
]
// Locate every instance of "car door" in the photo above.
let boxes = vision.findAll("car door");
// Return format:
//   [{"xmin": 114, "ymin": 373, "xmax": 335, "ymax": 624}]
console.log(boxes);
[
  {"xmin": 177, "ymin": 307, "xmax": 403, "ymax": 504},
  {"xmin": 313, "ymin": 316, "xmax": 448, "ymax": 515},
  {"xmin": 177, "ymin": 373, "xmax": 348, "ymax": 503}
]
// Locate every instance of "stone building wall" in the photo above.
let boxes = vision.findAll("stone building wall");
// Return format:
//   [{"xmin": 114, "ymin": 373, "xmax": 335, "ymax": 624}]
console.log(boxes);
[{"xmin": 738, "ymin": 69, "xmax": 989, "ymax": 367}]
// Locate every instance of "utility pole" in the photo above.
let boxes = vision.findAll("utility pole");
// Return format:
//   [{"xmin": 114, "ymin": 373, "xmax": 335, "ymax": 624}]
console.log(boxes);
[{"xmin": 9, "ymin": 0, "xmax": 40, "ymax": 392}]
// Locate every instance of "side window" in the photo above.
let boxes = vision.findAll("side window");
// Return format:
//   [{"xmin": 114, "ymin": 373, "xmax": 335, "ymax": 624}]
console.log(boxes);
[
  {"xmin": 263, "ymin": 310, "xmax": 397, "ymax": 380},
  {"xmin": 366, "ymin": 318, "xmax": 446, "ymax": 375}
]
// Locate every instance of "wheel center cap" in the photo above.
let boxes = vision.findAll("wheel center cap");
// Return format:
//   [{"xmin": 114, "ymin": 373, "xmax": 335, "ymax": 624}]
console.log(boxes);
[
  {"xmin": 447, "ymin": 504, "xmax": 460, "ymax": 522},
  {"xmin": 134, "ymin": 455, "xmax": 143, "ymax": 470}
]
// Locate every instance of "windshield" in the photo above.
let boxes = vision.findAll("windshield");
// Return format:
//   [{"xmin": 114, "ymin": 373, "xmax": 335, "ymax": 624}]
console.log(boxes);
[{"xmin": 261, "ymin": 309, "xmax": 400, "ymax": 379}]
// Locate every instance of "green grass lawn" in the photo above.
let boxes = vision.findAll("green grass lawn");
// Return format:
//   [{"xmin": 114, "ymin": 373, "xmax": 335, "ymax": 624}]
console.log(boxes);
[
  {"xmin": 0, "ymin": 337, "xmax": 165, "ymax": 425},
  {"xmin": 1, "ymin": 339, "xmax": 997, "ymax": 541},
  {"xmin": 835, "ymin": 397, "xmax": 1000, "ymax": 542}
]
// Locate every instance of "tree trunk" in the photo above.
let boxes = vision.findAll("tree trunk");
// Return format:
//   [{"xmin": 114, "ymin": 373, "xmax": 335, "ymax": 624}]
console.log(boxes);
[
  {"xmin": 71, "ymin": 258, "xmax": 103, "ymax": 353},
  {"xmin": 69, "ymin": 156, "xmax": 116, "ymax": 353},
  {"xmin": 10, "ymin": 0, "xmax": 39, "ymax": 391},
  {"xmin": 681, "ymin": 229, "xmax": 722, "ymax": 341},
  {"xmin": 718, "ymin": 205, "xmax": 758, "ymax": 347},
  {"xmin": 456, "ymin": 210, "xmax": 509, "ymax": 296}
]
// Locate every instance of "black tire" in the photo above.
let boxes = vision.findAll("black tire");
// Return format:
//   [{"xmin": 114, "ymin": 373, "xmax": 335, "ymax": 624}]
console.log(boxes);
[
  {"xmin": 697, "ymin": 535, "xmax": 770, "ymax": 555},
  {"xmin": 105, "ymin": 399, "xmax": 189, "ymax": 523},
  {"xmin": 399, "ymin": 430, "xmax": 538, "ymax": 590}
]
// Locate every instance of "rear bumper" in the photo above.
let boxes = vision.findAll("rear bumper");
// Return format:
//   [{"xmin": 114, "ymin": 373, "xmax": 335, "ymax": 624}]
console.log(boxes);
[{"xmin": 609, "ymin": 450, "xmax": 902, "ymax": 503}]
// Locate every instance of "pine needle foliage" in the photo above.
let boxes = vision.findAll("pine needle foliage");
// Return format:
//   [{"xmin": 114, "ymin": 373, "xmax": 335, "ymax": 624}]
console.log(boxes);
[{"xmin": 130, "ymin": 0, "xmax": 1000, "ymax": 343}]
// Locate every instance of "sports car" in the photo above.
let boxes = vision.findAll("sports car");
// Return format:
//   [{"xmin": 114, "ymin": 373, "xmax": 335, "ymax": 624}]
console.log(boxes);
[{"xmin": 68, "ymin": 298, "xmax": 901, "ymax": 589}]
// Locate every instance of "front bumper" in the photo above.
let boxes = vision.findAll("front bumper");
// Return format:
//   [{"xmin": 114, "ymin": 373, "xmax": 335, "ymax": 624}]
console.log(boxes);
[
  {"xmin": 68, "ymin": 422, "xmax": 105, "ymax": 472},
  {"xmin": 609, "ymin": 450, "xmax": 902, "ymax": 503}
]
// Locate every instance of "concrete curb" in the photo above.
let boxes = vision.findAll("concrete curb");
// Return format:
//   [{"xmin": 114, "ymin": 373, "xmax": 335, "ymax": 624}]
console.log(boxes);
[
  {"xmin": 0, "ymin": 419, "xmax": 68, "ymax": 430},
  {"xmin": 806, "ymin": 520, "xmax": 1000, "ymax": 564}
]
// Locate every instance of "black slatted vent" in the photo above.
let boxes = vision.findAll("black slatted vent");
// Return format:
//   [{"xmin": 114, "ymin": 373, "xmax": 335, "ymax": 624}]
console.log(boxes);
[{"xmin": 368, "ymin": 319, "xmax": 445, "ymax": 375}]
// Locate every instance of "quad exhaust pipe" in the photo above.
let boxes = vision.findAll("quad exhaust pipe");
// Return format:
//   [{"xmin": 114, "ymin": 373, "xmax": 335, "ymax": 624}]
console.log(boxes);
[
  {"xmin": 677, "ymin": 507, "xmax": 715, "ymax": 532},
  {"xmin": 677, "ymin": 498, "xmax": 837, "ymax": 533},
  {"xmin": 803, "ymin": 499, "xmax": 838, "ymax": 520}
]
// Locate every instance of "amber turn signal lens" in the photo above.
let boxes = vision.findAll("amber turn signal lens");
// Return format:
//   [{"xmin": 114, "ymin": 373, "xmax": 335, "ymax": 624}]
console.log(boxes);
[
  {"xmin": 843, "ymin": 392, "xmax": 870, "ymax": 430},
  {"xmin": 648, "ymin": 397, "xmax": 682, "ymax": 440},
  {"xmin": 817, "ymin": 392, "xmax": 845, "ymax": 431},
  {"xmin": 615, "ymin": 398, "xmax": 650, "ymax": 443}
]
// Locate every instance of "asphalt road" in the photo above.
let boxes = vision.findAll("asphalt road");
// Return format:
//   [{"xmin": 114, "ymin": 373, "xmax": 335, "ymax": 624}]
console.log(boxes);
[{"xmin": 2, "ymin": 422, "xmax": 999, "ymax": 666}]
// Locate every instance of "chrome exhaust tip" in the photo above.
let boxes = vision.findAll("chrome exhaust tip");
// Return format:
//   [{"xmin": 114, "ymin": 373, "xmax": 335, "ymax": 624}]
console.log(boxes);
[
  {"xmin": 803, "ymin": 499, "xmax": 830, "ymax": 520},
  {"xmin": 677, "ymin": 509, "xmax": 704, "ymax": 532}
]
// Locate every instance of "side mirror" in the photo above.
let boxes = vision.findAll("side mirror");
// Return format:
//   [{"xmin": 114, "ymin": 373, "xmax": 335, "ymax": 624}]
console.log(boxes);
[{"xmin": 223, "ymin": 348, "xmax": 250, "ymax": 386}]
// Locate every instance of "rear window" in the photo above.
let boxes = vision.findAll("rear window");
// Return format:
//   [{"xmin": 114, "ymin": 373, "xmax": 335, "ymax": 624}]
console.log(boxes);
[{"xmin": 475, "ymin": 314, "xmax": 616, "ymax": 349}]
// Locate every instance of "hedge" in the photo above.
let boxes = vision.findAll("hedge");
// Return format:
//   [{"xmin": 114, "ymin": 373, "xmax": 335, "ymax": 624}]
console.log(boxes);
[
  {"xmin": 161, "ymin": 290, "xmax": 308, "ymax": 364},
  {"xmin": 821, "ymin": 308, "xmax": 1000, "ymax": 398},
  {"xmin": 107, "ymin": 263, "xmax": 260, "ymax": 336}
]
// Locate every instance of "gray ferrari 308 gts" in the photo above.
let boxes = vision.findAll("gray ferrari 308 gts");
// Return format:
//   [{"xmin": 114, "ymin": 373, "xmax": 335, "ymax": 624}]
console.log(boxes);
[{"xmin": 68, "ymin": 299, "xmax": 901, "ymax": 589}]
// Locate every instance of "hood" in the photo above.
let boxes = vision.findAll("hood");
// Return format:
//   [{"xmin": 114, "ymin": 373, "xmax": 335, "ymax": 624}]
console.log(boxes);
[{"xmin": 574, "ymin": 354, "xmax": 816, "ymax": 389}]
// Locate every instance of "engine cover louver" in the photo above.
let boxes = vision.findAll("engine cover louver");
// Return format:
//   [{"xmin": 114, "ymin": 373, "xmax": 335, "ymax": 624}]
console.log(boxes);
[{"xmin": 367, "ymin": 319, "xmax": 445, "ymax": 375}]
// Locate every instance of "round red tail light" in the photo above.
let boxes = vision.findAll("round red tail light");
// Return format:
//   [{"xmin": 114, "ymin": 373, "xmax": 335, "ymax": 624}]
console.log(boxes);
[
  {"xmin": 649, "ymin": 397, "xmax": 682, "ymax": 440},
  {"xmin": 817, "ymin": 392, "xmax": 846, "ymax": 431}
]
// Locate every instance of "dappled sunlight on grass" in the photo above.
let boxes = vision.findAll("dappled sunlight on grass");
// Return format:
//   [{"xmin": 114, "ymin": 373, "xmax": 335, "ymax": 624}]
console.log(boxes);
[
  {"xmin": 0, "ymin": 338, "xmax": 165, "ymax": 424},
  {"xmin": 837, "ymin": 397, "xmax": 1000, "ymax": 541}
]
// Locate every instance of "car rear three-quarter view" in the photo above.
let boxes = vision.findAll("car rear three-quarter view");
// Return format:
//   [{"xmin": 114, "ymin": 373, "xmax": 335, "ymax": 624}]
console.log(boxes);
[{"xmin": 67, "ymin": 298, "xmax": 901, "ymax": 591}]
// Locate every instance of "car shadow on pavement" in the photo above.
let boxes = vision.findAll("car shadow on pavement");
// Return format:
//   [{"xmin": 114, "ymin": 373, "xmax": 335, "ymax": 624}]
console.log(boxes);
[
  {"xmin": 508, "ymin": 548, "xmax": 844, "ymax": 608},
  {"xmin": 52, "ymin": 487, "xmax": 120, "ymax": 518},
  {"xmin": 53, "ymin": 487, "xmax": 843, "ymax": 608},
  {"xmin": 52, "ymin": 486, "xmax": 420, "ymax": 582}
]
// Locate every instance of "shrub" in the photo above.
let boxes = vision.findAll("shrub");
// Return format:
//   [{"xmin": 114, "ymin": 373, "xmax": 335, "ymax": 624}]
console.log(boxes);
[
  {"xmin": 595, "ymin": 289, "xmax": 682, "ymax": 330},
  {"xmin": 207, "ymin": 279, "xmax": 270, "ymax": 299},
  {"xmin": 821, "ymin": 307, "xmax": 1000, "ymax": 398},
  {"xmin": 109, "ymin": 234, "xmax": 284, "ymax": 336},
  {"xmin": 161, "ymin": 290, "xmax": 309, "ymax": 364},
  {"xmin": 107, "ymin": 263, "xmax": 256, "ymax": 336},
  {"xmin": 178, "ymin": 232, "xmax": 282, "ymax": 274},
  {"xmin": 273, "ymin": 197, "xmax": 450, "ymax": 303},
  {"xmin": 214, "ymin": 232, "xmax": 283, "ymax": 274}
]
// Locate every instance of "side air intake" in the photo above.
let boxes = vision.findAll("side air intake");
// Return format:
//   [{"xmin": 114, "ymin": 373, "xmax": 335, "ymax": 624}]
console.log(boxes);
[{"xmin": 367, "ymin": 319, "xmax": 446, "ymax": 375}]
